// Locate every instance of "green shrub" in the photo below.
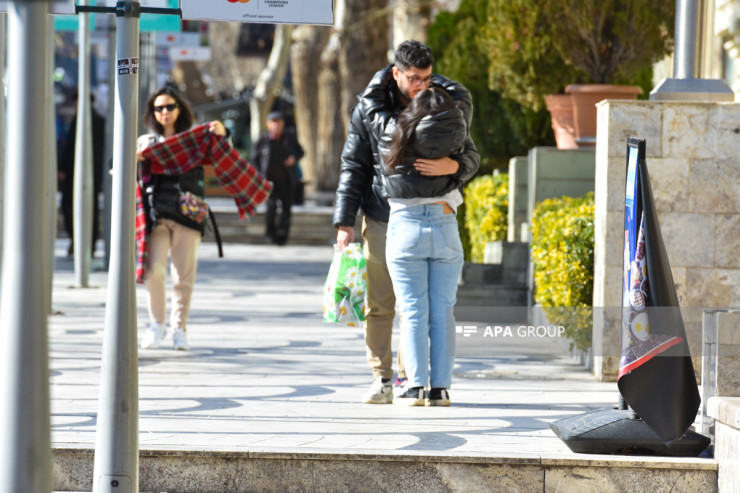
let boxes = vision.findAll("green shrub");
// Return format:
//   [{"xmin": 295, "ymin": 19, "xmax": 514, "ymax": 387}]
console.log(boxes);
[
  {"xmin": 464, "ymin": 174, "xmax": 508, "ymax": 263},
  {"xmin": 428, "ymin": 1, "xmax": 556, "ymax": 173},
  {"xmin": 530, "ymin": 193, "xmax": 594, "ymax": 351}
]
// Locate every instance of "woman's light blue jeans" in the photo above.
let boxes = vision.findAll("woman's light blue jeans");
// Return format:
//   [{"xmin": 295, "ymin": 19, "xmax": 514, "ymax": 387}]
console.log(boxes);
[{"xmin": 386, "ymin": 204, "xmax": 464, "ymax": 389}]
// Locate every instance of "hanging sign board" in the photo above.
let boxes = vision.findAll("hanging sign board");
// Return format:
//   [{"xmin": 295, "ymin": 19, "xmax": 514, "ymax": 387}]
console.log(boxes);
[
  {"xmin": 21, "ymin": 0, "xmax": 183, "ymax": 32},
  {"xmin": 168, "ymin": 46, "xmax": 211, "ymax": 61},
  {"xmin": 0, "ymin": 0, "xmax": 76, "ymax": 14},
  {"xmin": 156, "ymin": 32, "xmax": 202, "ymax": 47},
  {"xmin": 181, "ymin": 0, "xmax": 334, "ymax": 26},
  {"xmin": 94, "ymin": 0, "xmax": 181, "ymax": 31}
]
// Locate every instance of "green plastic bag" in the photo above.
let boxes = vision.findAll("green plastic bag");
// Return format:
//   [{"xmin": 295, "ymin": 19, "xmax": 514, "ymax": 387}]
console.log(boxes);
[{"xmin": 323, "ymin": 243, "xmax": 367, "ymax": 327}]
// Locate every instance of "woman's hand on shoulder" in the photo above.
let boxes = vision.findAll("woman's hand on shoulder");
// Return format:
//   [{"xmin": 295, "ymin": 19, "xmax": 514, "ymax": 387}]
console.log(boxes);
[{"xmin": 208, "ymin": 120, "xmax": 226, "ymax": 136}]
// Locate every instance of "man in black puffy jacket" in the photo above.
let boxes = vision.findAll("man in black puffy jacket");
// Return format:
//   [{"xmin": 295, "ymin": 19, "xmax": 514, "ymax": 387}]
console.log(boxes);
[{"xmin": 332, "ymin": 40, "xmax": 480, "ymax": 404}]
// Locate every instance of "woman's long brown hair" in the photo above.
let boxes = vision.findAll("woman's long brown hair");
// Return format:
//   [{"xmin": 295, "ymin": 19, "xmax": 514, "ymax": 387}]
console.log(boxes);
[{"xmin": 384, "ymin": 87, "xmax": 461, "ymax": 170}]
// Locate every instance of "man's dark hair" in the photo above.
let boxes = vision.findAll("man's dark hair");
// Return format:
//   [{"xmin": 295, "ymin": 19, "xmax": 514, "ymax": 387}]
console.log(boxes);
[{"xmin": 394, "ymin": 40, "xmax": 434, "ymax": 70}]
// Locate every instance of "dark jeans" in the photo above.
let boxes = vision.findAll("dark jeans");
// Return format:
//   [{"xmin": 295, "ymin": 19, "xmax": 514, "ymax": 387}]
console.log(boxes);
[
  {"xmin": 61, "ymin": 185, "xmax": 100, "ymax": 255},
  {"xmin": 265, "ymin": 179, "xmax": 293, "ymax": 245}
]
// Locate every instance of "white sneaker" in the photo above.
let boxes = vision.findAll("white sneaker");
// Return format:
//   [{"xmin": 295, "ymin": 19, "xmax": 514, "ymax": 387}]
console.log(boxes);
[
  {"xmin": 173, "ymin": 328, "xmax": 189, "ymax": 351},
  {"xmin": 393, "ymin": 378, "xmax": 409, "ymax": 398},
  {"xmin": 140, "ymin": 322, "xmax": 166, "ymax": 349},
  {"xmin": 361, "ymin": 378, "xmax": 393, "ymax": 404}
]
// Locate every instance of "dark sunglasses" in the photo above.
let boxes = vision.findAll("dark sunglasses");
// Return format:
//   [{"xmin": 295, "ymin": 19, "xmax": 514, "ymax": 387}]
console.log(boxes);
[{"xmin": 153, "ymin": 103, "xmax": 178, "ymax": 113}]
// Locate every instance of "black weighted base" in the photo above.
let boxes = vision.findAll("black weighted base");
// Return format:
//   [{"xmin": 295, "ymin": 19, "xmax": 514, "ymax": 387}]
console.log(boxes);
[{"xmin": 550, "ymin": 407, "xmax": 710, "ymax": 457}]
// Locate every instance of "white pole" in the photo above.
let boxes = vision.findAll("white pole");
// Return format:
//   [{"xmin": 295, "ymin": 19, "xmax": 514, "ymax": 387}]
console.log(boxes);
[
  {"xmin": 73, "ymin": 0, "xmax": 93, "ymax": 286},
  {"xmin": 45, "ymin": 12, "xmax": 57, "ymax": 315},
  {"xmin": 0, "ymin": 1, "xmax": 53, "ymax": 492},
  {"xmin": 92, "ymin": 1, "xmax": 140, "ymax": 491}
]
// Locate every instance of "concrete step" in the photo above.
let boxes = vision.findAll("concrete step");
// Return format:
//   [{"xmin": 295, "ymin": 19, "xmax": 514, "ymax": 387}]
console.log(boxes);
[
  {"xmin": 456, "ymin": 283, "xmax": 530, "ymax": 323},
  {"xmin": 52, "ymin": 447, "xmax": 717, "ymax": 493},
  {"xmin": 461, "ymin": 261, "xmax": 527, "ymax": 286},
  {"xmin": 207, "ymin": 197, "xmax": 358, "ymax": 247}
]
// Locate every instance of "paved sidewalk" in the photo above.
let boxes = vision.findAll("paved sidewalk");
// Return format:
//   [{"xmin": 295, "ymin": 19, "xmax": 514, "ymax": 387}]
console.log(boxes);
[{"xmin": 49, "ymin": 240, "xmax": 618, "ymax": 458}]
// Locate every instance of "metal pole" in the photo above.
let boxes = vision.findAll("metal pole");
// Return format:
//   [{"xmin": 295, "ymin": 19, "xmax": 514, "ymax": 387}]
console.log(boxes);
[
  {"xmin": 0, "ymin": 1, "xmax": 53, "ymax": 492},
  {"xmin": 0, "ymin": 13, "xmax": 6, "ymax": 302},
  {"xmin": 92, "ymin": 1, "xmax": 140, "ymax": 492},
  {"xmin": 74, "ymin": 0, "xmax": 93, "ymax": 286},
  {"xmin": 44, "ymin": 12, "xmax": 57, "ymax": 316},
  {"xmin": 650, "ymin": 0, "xmax": 734, "ymax": 100},
  {"xmin": 138, "ymin": 30, "xmax": 155, "ymax": 133},
  {"xmin": 673, "ymin": 0, "xmax": 699, "ymax": 79},
  {"xmin": 103, "ymin": 16, "xmax": 116, "ymax": 270}
]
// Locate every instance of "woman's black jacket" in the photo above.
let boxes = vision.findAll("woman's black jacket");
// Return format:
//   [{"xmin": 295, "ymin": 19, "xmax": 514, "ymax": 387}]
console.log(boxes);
[{"xmin": 378, "ymin": 106, "xmax": 469, "ymax": 199}]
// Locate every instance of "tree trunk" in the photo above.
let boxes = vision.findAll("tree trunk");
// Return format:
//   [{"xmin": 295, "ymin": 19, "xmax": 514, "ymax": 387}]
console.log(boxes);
[
  {"xmin": 249, "ymin": 24, "xmax": 294, "ymax": 144},
  {"xmin": 205, "ymin": 21, "xmax": 266, "ymax": 98},
  {"xmin": 315, "ymin": 34, "xmax": 344, "ymax": 192},
  {"xmin": 291, "ymin": 0, "xmax": 391, "ymax": 194},
  {"xmin": 336, "ymin": 0, "xmax": 390, "ymax": 132},
  {"xmin": 291, "ymin": 26, "xmax": 329, "ymax": 194},
  {"xmin": 392, "ymin": 0, "xmax": 434, "ymax": 48}
]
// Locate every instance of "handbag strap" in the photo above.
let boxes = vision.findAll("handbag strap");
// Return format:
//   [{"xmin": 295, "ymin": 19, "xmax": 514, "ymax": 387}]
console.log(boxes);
[{"xmin": 207, "ymin": 207, "xmax": 224, "ymax": 258}]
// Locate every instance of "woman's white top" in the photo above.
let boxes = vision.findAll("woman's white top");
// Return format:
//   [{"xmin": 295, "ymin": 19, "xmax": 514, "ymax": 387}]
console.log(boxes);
[{"xmin": 388, "ymin": 188, "xmax": 463, "ymax": 214}]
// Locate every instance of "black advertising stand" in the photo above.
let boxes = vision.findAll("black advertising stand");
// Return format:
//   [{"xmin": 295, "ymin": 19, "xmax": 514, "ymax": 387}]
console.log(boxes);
[{"xmin": 550, "ymin": 138, "xmax": 709, "ymax": 456}]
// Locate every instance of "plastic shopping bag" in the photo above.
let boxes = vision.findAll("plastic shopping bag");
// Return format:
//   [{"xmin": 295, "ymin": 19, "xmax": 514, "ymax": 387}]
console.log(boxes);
[{"xmin": 323, "ymin": 243, "xmax": 367, "ymax": 327}]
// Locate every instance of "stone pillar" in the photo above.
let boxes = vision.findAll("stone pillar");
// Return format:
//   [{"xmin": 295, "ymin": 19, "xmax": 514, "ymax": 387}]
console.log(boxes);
[
  {"xmin": 705, "ymin": 310, "xmax": 740, "ymax": 492},
  {"xmin": 593, "ymin": 100, "xmax": 740, "ymax": 382},
  {"xmin": 507, "ymin": 156, "xmax": 528, "ymax": 242},
  {"xmin": 526, "ymin": 147, "xmax": 596, "ymax": 307}
]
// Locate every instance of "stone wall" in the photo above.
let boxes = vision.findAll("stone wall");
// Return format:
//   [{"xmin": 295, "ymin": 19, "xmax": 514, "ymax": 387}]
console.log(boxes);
[
  {"xmin": 593, "ymin": 100, "xmax": 740, "ymax": 381},
  {"xmin": 507, "ymin": 156, "xmax": 528, "ymax": 243}
]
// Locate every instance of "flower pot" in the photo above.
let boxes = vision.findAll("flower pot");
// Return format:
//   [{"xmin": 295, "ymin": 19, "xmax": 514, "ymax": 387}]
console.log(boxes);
[
  {"xmin": 565, "ymin": 84, "xmax": 643, "ymax": 147},
  {"xmin": 544, "ymin": 94, "xmax": 577, "ymax": 150}
]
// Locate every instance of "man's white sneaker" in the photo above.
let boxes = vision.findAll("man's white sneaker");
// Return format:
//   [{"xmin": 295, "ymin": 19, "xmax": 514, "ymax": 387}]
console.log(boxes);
[
  {"xmin": 140, "ymin": 322, "xmax": 166, "ymax": 349},
  {"xmin": 173, "ymin": 328, "xmax": 190, "ymax": 351},
  {"xmin": 361, "ymin": 378, "xmax": 393, "ymax": 404}
]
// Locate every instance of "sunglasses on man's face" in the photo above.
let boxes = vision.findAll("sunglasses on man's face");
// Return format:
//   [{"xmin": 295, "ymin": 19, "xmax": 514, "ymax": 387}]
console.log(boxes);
[{"xmin": 153, "ymin": 103, "xmax": 178, "ymax": 113}]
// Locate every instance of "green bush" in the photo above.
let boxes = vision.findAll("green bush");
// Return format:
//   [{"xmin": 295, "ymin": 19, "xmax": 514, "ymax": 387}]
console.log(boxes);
[
  {"xmin": 530, "ymin": 193, "xmax": 594, "ymax": 351},
  {"xmin": 464, "ymin": 174, "xmax": 508, "ymax": 263}
]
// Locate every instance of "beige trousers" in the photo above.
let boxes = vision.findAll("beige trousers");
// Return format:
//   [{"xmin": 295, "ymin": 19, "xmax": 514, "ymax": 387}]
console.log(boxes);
[
  {"xmin": 362, "ymin": 216, "xmax": 405, "ymax": 381},
  {"xmin": 145, "ymin": 218, "xmax": 201, "ymax": 331}
]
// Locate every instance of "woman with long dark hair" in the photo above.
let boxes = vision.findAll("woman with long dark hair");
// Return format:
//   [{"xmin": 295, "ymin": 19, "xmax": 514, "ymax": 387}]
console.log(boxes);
[
  {"xmin": 380, "ymin": 87, "xmax": 478, "ymax": 406},
  {"xmin": 137, "ymin": 86, "xmax": 227, "ymax": 351}
]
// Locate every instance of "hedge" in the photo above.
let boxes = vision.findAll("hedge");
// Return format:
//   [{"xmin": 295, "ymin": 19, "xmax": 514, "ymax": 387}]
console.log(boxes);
[
  {"xmin": 530, "ymin": 192, "xmax": 594, "ymax": 351},
  {"xmin": 464, "ymin": 173, "xmax": 508, "ymax": 263}
]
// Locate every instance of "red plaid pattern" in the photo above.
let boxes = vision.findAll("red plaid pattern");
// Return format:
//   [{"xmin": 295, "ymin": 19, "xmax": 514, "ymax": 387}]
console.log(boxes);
[{"xmin": 135, "ymin": 124, "xmax": 272, "ymax": 283}]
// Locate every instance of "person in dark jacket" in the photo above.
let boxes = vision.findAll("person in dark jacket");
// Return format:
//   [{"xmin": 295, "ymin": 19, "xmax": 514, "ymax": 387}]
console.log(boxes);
[
  {"xmin": 58, "ymin": 92, "xmax": 107, "ymax": 256},
  {"xmin": 137, "ymin": 86, "xmax": 228, "ymax": 351},
  {"xmin": 332, "ymin": 40, "xmax": 480, "ymax": 404},
  {"xmin": 379, "ymin": 87, "xmax": 475, "ymax": 406},
  {"xmin": 249, "ymin": 111, "xmax": 304, "ymax": 245}
]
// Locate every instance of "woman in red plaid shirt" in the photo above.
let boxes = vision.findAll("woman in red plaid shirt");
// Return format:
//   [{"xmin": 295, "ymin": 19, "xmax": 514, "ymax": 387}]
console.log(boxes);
[{"xmin": 137, "ymin": 86, "xmax": 227, "ymax": 351}]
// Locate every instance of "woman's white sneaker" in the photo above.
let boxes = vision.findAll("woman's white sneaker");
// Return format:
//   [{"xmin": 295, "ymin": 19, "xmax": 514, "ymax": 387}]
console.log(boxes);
[
  {"xmin": 393, "ymin": 386, "xmax": 426, "ymax": 406},
  {"xmin": 140, "ymin": 322, "xmax": 166, "ymax": 349},
  {"xmin": 173, "ymin": 328, "xmax": 190, "ymax": 351}
]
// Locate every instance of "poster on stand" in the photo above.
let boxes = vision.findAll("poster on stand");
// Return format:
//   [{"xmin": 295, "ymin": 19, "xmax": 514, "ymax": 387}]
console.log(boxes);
[{"xmin": 617, "ymin": 137, "xmax": 701, "ymax": 443}]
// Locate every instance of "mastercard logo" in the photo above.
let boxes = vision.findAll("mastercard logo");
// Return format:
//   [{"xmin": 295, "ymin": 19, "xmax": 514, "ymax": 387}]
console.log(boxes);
[{"xmin": 227, "ymin": 0, "xmax": 250, "ymax": 3}]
